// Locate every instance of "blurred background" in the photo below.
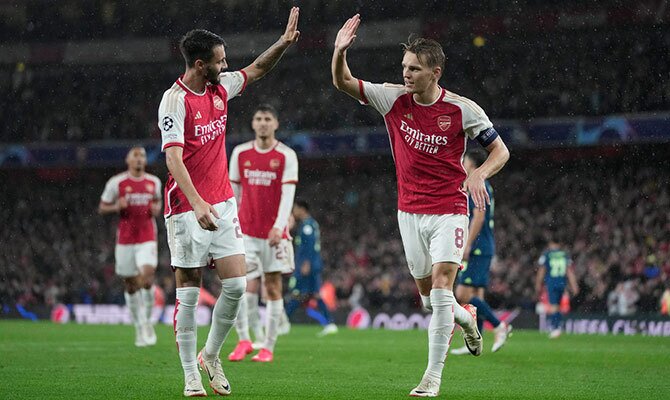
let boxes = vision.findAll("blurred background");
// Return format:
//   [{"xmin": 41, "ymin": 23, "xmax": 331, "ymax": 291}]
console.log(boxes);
[{"xmin": 1, "ymin": 0, "xmax": 669, "ymax": 325}]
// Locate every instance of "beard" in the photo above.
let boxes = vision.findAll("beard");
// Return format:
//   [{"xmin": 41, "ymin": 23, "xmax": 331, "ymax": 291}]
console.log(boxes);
[{"xmin": 205, "ymin": 66, "xmax": 220, "ymax": 85}]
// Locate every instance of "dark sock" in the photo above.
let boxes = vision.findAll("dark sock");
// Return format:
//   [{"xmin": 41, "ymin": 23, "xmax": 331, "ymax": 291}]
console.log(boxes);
[
  {"xmin": 316, "ymin": 299, "xmax": 333, "ymax": 324},
  {"xmin": 469, "ymin": 296, "xmax": 501, "ymax": 328}
]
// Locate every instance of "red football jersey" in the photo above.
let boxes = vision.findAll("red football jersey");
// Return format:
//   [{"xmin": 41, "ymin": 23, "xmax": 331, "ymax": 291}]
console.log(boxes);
[
  {"xmin": 158, "ymin": 71, "xmax": 247, "ymax": 216},
  {"xmin": 229, "ymin": 141, "xmax": 298, "ymax": 239},
  {"xmin": 359, "ymin": 81, "xmax": 493, "ymax": 215},
  {"xmin": 100, "ymin": 172, "xmax": 161, "ymax": 244}
]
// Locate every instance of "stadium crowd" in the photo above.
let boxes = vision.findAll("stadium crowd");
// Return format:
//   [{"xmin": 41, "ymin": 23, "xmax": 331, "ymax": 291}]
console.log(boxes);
[
  {"xmin": 0, "ymin": 0, "xmax": 631, "ymax": 42},
  {"xmin": 1, "ymin": 148, "xmax": 668, "ymax": 315},
  {"xmin": 1, "ymin": 0, "xmax": 667, "ymax": 318},
  {"xmin": 1, "ymin": 6, "xmax": 668, "ymax": 143}
]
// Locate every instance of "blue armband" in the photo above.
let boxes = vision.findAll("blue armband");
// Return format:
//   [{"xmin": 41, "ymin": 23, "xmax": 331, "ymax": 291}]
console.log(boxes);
[{"xmin": 475, "ymin": 127, "xmax": 498, "ymax": 147}]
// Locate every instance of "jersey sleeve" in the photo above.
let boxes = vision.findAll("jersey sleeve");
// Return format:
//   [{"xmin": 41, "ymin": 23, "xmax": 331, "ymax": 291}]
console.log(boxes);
[
  {"xmin": 152, "ymin": 176, "xmax": 162, "ymax": 200},
  {"xmin": 100, "ymin": 177, "xmax": 119, "ymax": 204},
  {"xmin": 460, "ymin": 98, "xmax": 493, "ymax": 140},
  {"xmin": 219, "ymin": 71, "xmax": 248, "ymax": 99},
  {"xmin": 359, "ymin": 81, "xmax": 405, "ymax": 116},
  {"xmin": 273, "ymin": 184, "xmax": 296, "ymax": 231},
  {"xmin": 228, "ymin": 145, "xmax": 241, "ymax": 184},
  {"xmin": 538, "ymin": 254, "xmax": 546, "ymax": 266},
  {"xmin": 282, "ymin": 148, "xmax": 298, "ymax": 184},
  {"xmin": 158, "ymin": 89, "xmax": 186, "ymax": 151}
]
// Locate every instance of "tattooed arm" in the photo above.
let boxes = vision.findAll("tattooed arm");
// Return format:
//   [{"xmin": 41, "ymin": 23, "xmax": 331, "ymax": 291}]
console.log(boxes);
[{"xmin": 242, "ymin": 7, "xmax": 300, "ymax": 85}]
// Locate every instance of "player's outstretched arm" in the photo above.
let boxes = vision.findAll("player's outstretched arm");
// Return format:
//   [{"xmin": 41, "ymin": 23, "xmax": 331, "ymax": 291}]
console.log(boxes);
[
  {"xmin": 165, "ymin": 146, "xmax": 220, "ymax": 231},
  {"xmin": 331, "ymin": 14, "xmax": 363, "ymax": 100},
  {"xmin": 242, "ymin": 7, "xmax": 300, "ymax": 85},
  {"xmin": 463, "ymin": 137, "xmax": 509, "ymax": 210}
]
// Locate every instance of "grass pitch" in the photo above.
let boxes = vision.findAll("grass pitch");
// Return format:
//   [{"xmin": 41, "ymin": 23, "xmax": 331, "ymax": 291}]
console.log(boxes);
[{"xmin": 1, "ymin": 321, "xmax": 668, "ymax": 399}]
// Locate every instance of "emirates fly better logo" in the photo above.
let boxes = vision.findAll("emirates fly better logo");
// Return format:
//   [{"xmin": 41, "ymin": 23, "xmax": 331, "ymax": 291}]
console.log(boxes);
[{"xmin": 400, "ymin": 120, "xmax": 448, "ymax": 154}]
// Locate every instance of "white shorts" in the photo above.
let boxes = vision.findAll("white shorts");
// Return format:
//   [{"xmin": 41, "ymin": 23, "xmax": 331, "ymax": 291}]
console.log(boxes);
[
  {"xmin": 397, "ymin": 211, "xmax": 469, "ymax": 279},
  {"xmin": 244, "ymin": 236, "xmax": 294, "ymax": 280},
  {"xmin": 115, "ymin": 241, "xmax": 157, "ymax": 277},
  {"xmin": 165, "ymin": 198, "xmax": 245, "ymax": 268}
]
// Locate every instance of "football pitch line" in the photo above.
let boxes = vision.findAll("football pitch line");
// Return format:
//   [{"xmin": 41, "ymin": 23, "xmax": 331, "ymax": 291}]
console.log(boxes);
[{"xmin": 1, "ymin": 321, "xmax": 668, "ymax": 399}]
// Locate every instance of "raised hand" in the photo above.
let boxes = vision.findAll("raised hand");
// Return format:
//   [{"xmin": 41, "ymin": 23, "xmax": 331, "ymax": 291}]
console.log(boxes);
[
  {"xmin": 334, "ymin": 14, "xmax": 361, "ymax": 53},
  {"xmin": 281, "ymin": 7, "xmax": 301, "ymax": 44}
]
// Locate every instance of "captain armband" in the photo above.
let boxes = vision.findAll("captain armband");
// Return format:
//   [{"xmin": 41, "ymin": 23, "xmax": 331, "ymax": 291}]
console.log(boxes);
[{"xmin": 475, "ymin": 127, "xmax": 499, "ymax": 147}]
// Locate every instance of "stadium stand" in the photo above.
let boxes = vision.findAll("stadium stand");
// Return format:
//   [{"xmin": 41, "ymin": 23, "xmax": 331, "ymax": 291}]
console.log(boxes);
[
  {"xmin": 1, "ymin": 146, "xmax": 668, "ymax": 314},
  {"xmin": 1, "ymin": 0, "xmax": 668, "ymax": 317},
  {"xmin": 1, "ymin": 1, "xmax": 669, "ymax": 142}
]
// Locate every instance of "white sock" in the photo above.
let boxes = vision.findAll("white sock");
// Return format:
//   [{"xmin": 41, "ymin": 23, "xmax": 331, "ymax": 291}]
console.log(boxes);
[
  {"xmin": 174, "ymin": 287, "xmax": 200, "ymax": 378},
  {"xmin": 421, "ymin": 294, "xmax": 432, "ymax": 312},
  {"xmin": 453, "ymin": 301, "xmax": 476, "ymax": 334},
  {"xmin": 140, "ymin": 286, "xmax": 155, "ymax": 324},
  {"xmin": 124, "ymin": 291, "xmax": 147, "ymax": 330},
  {"xmin": 204, "ymin": 277, "xmax": 246, "ymax": 358},
  {"xmin": 263, "ymin": 299, "xmax": 284, "ymax": 352},
  {"xmin": 234, "ymin": 293, "xmax": 251, "ymax": 342},
  {"xmin": 247, "ymin": 292, "xmax": 265, "ymax": 343},
  {"xmin": 425, "ymin": 289, "xmax": 455, "ymax": 382}
]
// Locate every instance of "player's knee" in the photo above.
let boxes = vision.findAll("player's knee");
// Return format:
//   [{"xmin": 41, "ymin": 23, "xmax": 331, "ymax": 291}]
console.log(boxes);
[
  {"xmin": 431, "ymin": 276, "xmax": 454, "ymax": 291},
  {"xmin": 175, "ymin": 267, "xmax": 202, "ymax": 287},
  {"xmin": 263, "ymin": 273, "xmax": 282, "ymax": 297},
  {"xmin": 141, "ymin": 277, "xmax": 154, "ymax": 290},
  {"xmin": 141, "ymin": 269, "xmax": 155, "ymax": 287},
  {"xmin": 266, "ymin": 286, "xmax": 281, "ymax": 300},
  {"xmin": 123, "ymin": 278, "xmax": 139, "ymax": 293},
  {"xmin": 221, "ymin": 276, "xmax": 246, "ymax": 300}
]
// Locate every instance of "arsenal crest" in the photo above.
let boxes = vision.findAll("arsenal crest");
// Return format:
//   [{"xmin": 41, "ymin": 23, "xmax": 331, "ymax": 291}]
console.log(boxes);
[
  {"xmin": 145, "ymin": 183, "xmax": 154, "ymax": 192},
  {"xmin": 437, "ymin": 115, "xmax": 451, "ymax": 131},
  {"xmin": 270, "ymin": 159, "xmax": 281, "ymax": 169},
  {"xmin": 213, "ymin": 95, "xmax": 225, "ymax": 111}
]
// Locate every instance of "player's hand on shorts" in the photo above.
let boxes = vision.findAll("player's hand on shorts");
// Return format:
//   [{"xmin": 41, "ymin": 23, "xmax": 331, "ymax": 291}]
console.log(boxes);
[
  {"xmin": 117, "ymin": 197, "xmax": 128, "ymax": 212},
  {"xmin": 281, "ymin": 7, "xmax": 300, "ymax": 44},
  {"xmin": 268, "ymin": 227, "xmax": 283, "ymax": 247},
  {"xmin": 463, "ymin": 171, "xmax": 489, "ymax": 210},
  {"xmin": 193, "ymin": 200, "xmax": 220, "ymax": 231},
  {"xmin": 334, "ymin": 14, "xmax": 360, "ymax": 53},
  {"xmin": 150, "ymin": 201, "xmax": 162, "ymax": 217}
]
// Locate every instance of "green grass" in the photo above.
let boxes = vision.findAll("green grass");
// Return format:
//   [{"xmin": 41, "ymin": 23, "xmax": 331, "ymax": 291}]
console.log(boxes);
[{"xmin": 1, "ymin": 321, "xmax": 669, "ymax": 399}]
